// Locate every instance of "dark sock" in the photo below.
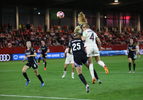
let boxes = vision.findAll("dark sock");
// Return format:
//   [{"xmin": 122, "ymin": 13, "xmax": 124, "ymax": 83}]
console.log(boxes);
[
  {"xmin": 23, "ymin": 72, "xmax": 29, "ymax": 81},
  {"xmin": 78, "ymin": 74, "xmax": 87, "ymax": 86},
  {"xmin": 133, "ymin": 64, "xmax": 136, "ymax": 71},
  {"xmin": 94, "ymin": 69, "xmax": 99, "ymax": 80},
  {"xmin": 37, "ymin": 74, "xmax": 44, "ymax": 83},
  {"xmin": 38, "ymin": 57, "xmax": 41, "ymax": 63},
  {"xmin": 129, "ymin": 63, "xmax": 131, "ymax": 71},
  {"xmin": 45, "ymin": 62, "xmax": 47, "ymax": 67}
]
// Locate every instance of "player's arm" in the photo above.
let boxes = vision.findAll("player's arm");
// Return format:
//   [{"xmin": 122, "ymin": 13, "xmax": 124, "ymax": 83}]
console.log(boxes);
[
  {"xmin": 96, "ymin": 37, "xmax": 104, "ymax": 50},
  {"xmin": 27, "ymin": 52, "xmax": 37, "ymax": 57},
  {"xmin": 45, "ymin": 46, "xmax": 49, "ymax": 54},
  {"xmin": 81, "ymin": 32, "xmax": 86, "ymax": 42},
  {"xmin": 131, "ymin": 48, "xmax": 137, "ymax": 51},
  {"xmin": 22, "ymin": 56, "xmax": 27, "ymax": 63}
]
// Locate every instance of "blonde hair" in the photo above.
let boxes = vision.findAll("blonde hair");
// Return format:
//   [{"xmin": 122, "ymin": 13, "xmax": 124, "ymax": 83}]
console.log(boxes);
[{"xmin": 78, "ymin": 12, "xmax": 88, "ymax": 25}]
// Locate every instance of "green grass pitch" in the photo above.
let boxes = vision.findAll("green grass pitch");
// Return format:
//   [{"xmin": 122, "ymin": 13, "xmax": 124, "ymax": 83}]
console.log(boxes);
[{"xmin": 0, "ymin": 55, "xmax": 143, "ymax": 100}]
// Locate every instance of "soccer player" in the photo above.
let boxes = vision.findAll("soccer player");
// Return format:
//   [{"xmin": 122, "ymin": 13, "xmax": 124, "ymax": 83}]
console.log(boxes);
[
  {"xmin": 62, "ymin": 46, "xmax": 74, "ymax": 79},
  {"xmin": 127, "ymin": 39, "xmax": 137, "ymax": 73},
  {"xmin": 38, "ymin": 41, "xmax": 49, "ymax": 70},
  {"xmin": 136, "ymin": 42, "xmax": 141, "ymax": 59},
  {"xmin": 69, "ymin": 32, "xmax": 89, "ymax": 93},
  {"xmin": 78, "ymin": 12, "xmax": 109, "ymax": 84},
  {"xmin": 22, "ymin": 41, "xmax": 44, "ymax": 87}
]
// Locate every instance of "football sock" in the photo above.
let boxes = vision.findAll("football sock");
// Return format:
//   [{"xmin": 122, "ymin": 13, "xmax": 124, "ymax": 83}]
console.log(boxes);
[
  {"xmin": 45, "ymin": 62, "xmax": 47, "ymax": 67},
  {"xmin": 37, "ymin": 74, "xmax": 44, "ymax": 83},
  {"xmin": 64, "ymin": 71, "xmax": 66, "ymax": 75},
  {"xmin": 98, "ymin": 60, "xmax": 105, "ymax": 68},
  {"xmin": 129, "ymin": 63, "xmax": 131, "ymax": 71},
  {"xmin": 94, "ymin": 69, "xmax": 99, "ymax": 80},
  {"xmin": 89, "ymin": 63, "xmax": 95, "ymax": 79},
  {"xmin": 38, "ymin": 57, "xmax": 41, "ymax": 63},
  {"xmin": 139, "ymin": 55, "xmax": 140, "ymax": 58},
  {"xmin": 78, "ymin": 74, "xmax": 87, "ymax": 86},
  {"xmin": 23, "ymin": 72, "xmax": 29, "ymax": 81},
  {"xmin": 133, "ymin": 64, "xmax": 136, "ymax": 71},
  {"xmin": 72, "ymin": 72, "xmax": 74, "ymax": 77}
]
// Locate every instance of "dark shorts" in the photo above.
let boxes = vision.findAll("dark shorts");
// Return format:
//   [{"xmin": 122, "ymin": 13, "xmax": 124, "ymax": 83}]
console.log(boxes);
[
  {"xmin": 41, "ymin": 53, "xmax": 47, "ymax": 58},
  {"xmin": 74, "ymin": 52, "xmax": 88, "ymax": 67},
  {"xmin": 128, "ymin": 54, "xmax": 136, "ymax": 60},
  {"xmin": 26, "ymin": 63, "xmax": 38, "ymax": 69}
]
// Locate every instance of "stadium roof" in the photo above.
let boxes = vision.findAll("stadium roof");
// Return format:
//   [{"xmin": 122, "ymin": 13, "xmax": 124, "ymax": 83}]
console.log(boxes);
[{"xmin": 1, "ymin": 0, "xmax": 143, "ymax": 12}]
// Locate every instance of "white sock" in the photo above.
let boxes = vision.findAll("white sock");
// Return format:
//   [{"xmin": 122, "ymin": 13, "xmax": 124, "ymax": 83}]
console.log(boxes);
[
  {"xmin": 72, "ymin": 72, "xmax": 74, "ymax": 77},
  {"xmin": 98, "ymin": 60, "xmax": 105, "ymax": 68},
  {"xmin": 139, "ymin": 55, "xmax": 140, "ymax": 58},
  {"xmin": 63, "ymin": 71, "xmax": 66, "ymax": 75},
  {"xmin": 89, "ymin": 63, "xmax": 95, "ymax": 79}
]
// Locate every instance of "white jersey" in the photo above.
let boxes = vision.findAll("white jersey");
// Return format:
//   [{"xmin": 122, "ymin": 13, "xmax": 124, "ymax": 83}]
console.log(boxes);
[
  {"xmin": 83, "ymin": 29, "xmax": 98, "ymax": 47},
  {"xmin": 136, "ymin": 45, "xmax": 139, "ymax": 52},
  {"xmin": 83, "ymin": 29, "xmax": 100, "ymax": 57},
  {"xmin": 64, "ymin": 48, "xmax": 74, "ymax": 64}
]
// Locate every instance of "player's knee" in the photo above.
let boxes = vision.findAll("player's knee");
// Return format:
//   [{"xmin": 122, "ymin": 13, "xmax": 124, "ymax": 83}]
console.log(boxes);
[
  {"xmin": 22, "ymin": 69, "xmax": 25, "ymax": 73},
  {"xmin": 35, "ymin": 72, "xmax": 39, "ymax": 76}
]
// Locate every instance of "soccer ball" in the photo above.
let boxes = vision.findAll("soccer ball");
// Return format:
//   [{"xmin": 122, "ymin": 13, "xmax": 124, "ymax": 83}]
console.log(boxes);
[{"xmin": 57, "ymin": 11, "xmax": 65, "ymax": 19}]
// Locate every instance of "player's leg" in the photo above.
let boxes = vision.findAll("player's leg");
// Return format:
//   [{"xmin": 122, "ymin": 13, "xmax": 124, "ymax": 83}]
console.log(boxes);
[
  {"xmin": 71, "ymin": 63, "xmax": 74, "ymax": 79},
  {"xmin": 76, "ymin": 66, "xmax": 89, "ymax": 93},
  {"xmin": 132, "ymin": 59, "xmax": 136, "ymax": 73},
  {"xmin": 95, "ymin": 56, "xmax": 108, "ymax": 74},
  {"xmin": 22, "ymin": 65, "xmax": 30, "ymax": 86},
  {"xmin": 86, "ymin": 47, "xmax": 95, "ymax": 82},
  {"xmin": 128, "ymin": 58, "xmax": 131, "ymax": 73},
  {"xmin": 34, "ymin": 68, "xmax": 44, "ymax": 87},
  {"xmin": 84, "ymin": 62, "xmax": 101, "ymax": 84},
  {"xmin": 38, "ymin": 54, "xmax": 42, "ymax": 65},
  {"xmin": 43, "ymin": 58, "xmax": 47, "ymax": 70},
  {"xmin": 62, "ymin": 64, "xmax": 68, "ymax": 78}
]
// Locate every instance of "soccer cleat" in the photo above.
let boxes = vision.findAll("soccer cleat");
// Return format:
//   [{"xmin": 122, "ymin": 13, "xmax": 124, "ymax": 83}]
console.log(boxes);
[
  {"xmin": 104, "ymin": 65, "xmax": 109, "ymax": 74},
  {"xmin": 97, "ymin": 79, "xmax": 102, "ymax": 84},
  {"xmin": 129, "ymin": 71, "xmax": 131, "ymax": 73},
  {"xmin": 62, "ymin": 75, "xmax": 65, "ymax": 78},
  {"xmin": 92, "ymin": 77, "xmax": 95, "ymax": 84},
  {"xmin": 133, "ymin": 70, "xmax": 135, "ymax": 73},
  {"xmin": 38, "ymin": 63, "xmax": 40, "ymax": 65},
  {"xmin": 86, "ymin": 85, "xmax": 89, "ymax": 93},
  {"xmin": 41, "ymin": 82, "xmax": 45, "ymax": 87},
  {"xmin": 44, "ymin": 67, "xmax": 46, "ymax": 71},
  {"xmin": 25, "ymin": 80, "xmax": 30, "ymax": 86},
  {"xmin": 72, "ymin": 76, "xmax": 74, "ymax": 79}
]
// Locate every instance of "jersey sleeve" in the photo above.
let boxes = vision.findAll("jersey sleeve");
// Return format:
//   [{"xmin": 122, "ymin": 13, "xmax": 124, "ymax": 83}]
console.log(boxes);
[{"xmin": 64, "ymin": 48, "xmax": 67, "ymax": 53}]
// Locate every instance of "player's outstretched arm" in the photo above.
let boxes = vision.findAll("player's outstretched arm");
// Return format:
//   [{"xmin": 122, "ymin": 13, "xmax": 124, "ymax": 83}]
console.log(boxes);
[
  {"xmin": 22, "ymin": 56, "xmax": 27, "ymax": 63},
  {"xmin": 96, "ymin": 37, "xmax": 104, "ymax": 50}
]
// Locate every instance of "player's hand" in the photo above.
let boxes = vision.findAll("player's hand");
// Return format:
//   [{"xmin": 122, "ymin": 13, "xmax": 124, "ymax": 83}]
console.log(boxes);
[
  {"xmin": 130, "ymin": 49, "xmax": 133, "ymax": 51},
  {"xmin": 27, "ymin": 55, "xmax": 31, "ymax": 57},
  {"xmin": 22, "ymin": 60, "xmax": 24, "ymax": 64},
  {"xmin": 45, "ymin": 53, "xmax": 47, "ymax": 54},
  {"xmin": 100, "ymin": 47, "xmax": 104, "ymax": 51}
]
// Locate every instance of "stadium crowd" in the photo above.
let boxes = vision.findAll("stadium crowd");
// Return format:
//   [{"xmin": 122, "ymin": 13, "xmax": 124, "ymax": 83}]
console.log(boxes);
[{"xmin": 0, "ymin": 22, "xmax": 143, "ymax": 48}]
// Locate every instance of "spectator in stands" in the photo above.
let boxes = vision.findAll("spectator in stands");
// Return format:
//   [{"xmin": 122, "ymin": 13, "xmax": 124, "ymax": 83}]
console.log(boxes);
[
  {"xmin": 44, "ymin": 23, "xmax": 47, "ymax": 32},
  {"xmin": 26, "ymin": 22, "xmax": 30, "ymax": 30},
  {"xmin": 8, "ymin": 22, "xmax": 12, "ymax": 31},
  {"xmin": 38, "ymin": 24, "xmax": 41, "ymax": 31}
]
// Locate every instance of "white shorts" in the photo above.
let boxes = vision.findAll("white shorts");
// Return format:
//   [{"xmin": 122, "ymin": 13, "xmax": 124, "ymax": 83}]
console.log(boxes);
[
  {"xmin": 136, "ymin": 51, "xmax": 139, "ymax": 54},
  {"xmin": 65, "ymin": 56, "xmax": 74, "ymax": 64},
  {"xmin": 86, "ymin": 46, "xmax": 100, "ymax": 57}
]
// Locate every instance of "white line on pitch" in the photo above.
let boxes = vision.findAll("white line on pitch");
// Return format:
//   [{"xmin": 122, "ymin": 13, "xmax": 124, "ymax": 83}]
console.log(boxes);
[{"xmin": 0, "ymin": 94, "xmax": 92, "ymax": 100}]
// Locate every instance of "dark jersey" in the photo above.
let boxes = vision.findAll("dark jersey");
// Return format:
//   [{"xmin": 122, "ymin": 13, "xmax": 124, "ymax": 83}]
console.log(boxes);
[
  {"xmin": 127, "ymin": 44, "xmax": 136, "ymax": 55},
  {"xmin": 40, "ymin": 45, "xmax": 48, "ymax": 54},
  {"xmin": 69, "ymin": 38, "xmax": 86, "ymax": 55},
  {"xmin": 25, "ymin": 48, "xmax": 37, "ymax": 63}
]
